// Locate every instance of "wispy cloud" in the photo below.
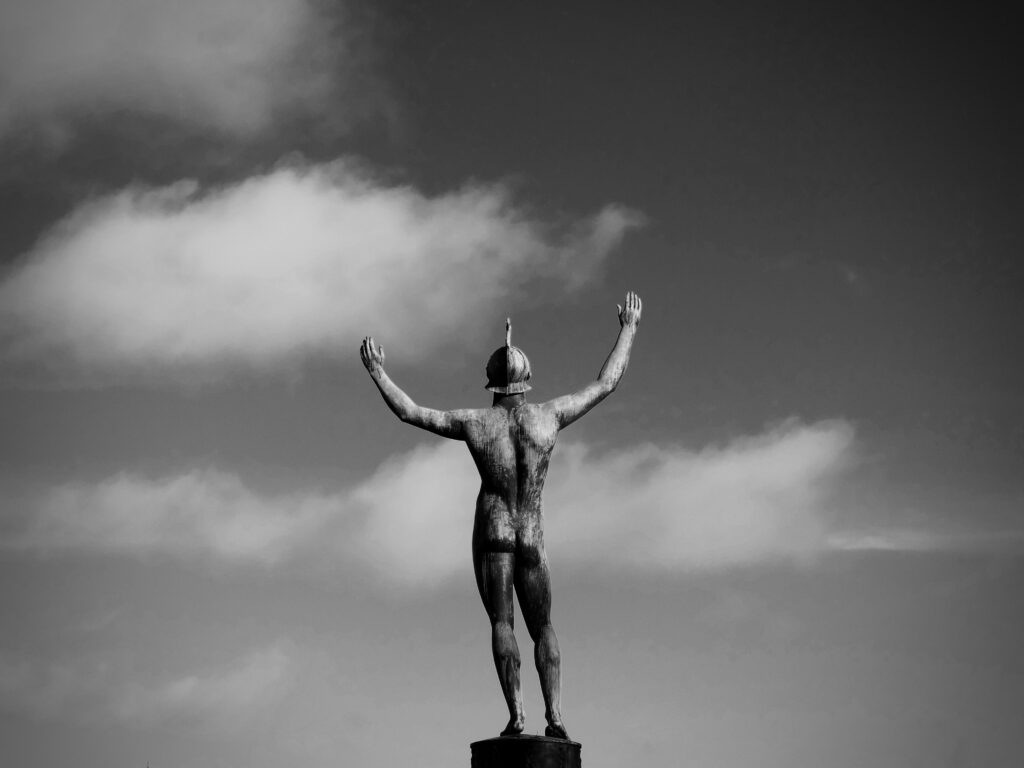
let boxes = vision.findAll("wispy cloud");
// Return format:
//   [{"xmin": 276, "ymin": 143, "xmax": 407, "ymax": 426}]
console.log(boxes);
[
  {"xmin": 544, "ymin": 419, "xmax": 855, "ymax": 570},
  {"xmin": 0, "ymin": 644, "xmax": 292, "ymax": 728},
  {"xmin": 0, "ymin": 0, "xmax": 373, "ymax": 139},
  {"xmin": 0, "ymin": 161, "xmax": 642, "ymax": 385},
  {"xmin": 113, "ymin": 646, "xmax": 293, "ymax": 727},
  {"xmin": 14, "ymin": 469, "xmax": 338, "ymax": 565},
  {"xmin": 828, "ymin": 529, "xmax": 1024, "ymax": 554},
  {"xmin": 5, "ymin": 420, "xmax": 877, "ymax": 582}
]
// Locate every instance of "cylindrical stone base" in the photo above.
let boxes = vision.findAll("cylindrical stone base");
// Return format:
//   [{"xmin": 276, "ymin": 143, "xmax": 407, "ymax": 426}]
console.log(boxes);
[{"xmin": 470, "ymin": 735, "xmax": 582, "ymax": 768}]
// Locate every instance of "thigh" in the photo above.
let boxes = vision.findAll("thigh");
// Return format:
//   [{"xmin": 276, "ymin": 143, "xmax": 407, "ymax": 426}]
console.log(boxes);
[
  {"xmin": 474, "ymin": 550, "xmax": 516, "ymax": 625},
  {"xmin": 514, "ymin": 549, "xmax": 552, "ymax": 640}
]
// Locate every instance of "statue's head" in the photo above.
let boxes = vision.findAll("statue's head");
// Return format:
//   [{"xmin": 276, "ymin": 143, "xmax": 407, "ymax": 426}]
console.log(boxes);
[{"xmin": 485, "ymin": 318, "xmax": 532, "ymax": 394}]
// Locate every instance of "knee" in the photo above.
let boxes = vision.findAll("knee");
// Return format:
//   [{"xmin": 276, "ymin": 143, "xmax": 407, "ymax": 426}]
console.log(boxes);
[{"xmin": 528, "ymin": 620, "xmax": 556, "ymax": 644}]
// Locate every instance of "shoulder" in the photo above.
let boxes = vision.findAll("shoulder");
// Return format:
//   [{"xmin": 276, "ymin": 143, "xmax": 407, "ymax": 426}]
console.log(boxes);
[
  {"xmin": 518, "ymin": 403, "xmax": 559, "ymax": 426},
  {"xmin": 450, "ymin": 407, "xmax": 488, "ymax": 422},
  {"xmin": 450, "ymin": 407, "xmax": 492, "ymax": 430},
  {"xmin": 533, "ymin": 399, "xmax": 563, "ymax": 418}
]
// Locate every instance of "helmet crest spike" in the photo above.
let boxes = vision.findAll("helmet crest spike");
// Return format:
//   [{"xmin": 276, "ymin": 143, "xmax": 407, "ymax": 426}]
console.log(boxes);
[{"xmin": 485, "ymin": 316, "xmax": 532, "ymax": 394}]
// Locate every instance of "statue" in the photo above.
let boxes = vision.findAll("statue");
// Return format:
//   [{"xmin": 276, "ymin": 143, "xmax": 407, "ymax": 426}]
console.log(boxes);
[{"xmin": 359, "ymin": 292, "xmax": 642, "ymax": 740}]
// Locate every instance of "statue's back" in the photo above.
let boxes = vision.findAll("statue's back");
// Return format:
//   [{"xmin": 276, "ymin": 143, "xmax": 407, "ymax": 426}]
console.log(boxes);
[{"xmin": 466, "ymin": 404, "xmax": 559, "ymax": 530}]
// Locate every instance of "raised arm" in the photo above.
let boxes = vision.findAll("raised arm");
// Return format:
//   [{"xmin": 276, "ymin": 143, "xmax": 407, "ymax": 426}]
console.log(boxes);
[
  {"xmin": 544, "ymin": 291, "xmax": 642, "ymax": 429},
  {"xmin": 359, "ymin": 336, "xmax": 470, "ymax": 440}
]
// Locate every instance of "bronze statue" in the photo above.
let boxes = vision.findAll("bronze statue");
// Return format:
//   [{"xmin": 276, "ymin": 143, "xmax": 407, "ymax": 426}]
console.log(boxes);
[{"xmin": 360, "ymin": 292, "xmax": 642, "ymax": 739}]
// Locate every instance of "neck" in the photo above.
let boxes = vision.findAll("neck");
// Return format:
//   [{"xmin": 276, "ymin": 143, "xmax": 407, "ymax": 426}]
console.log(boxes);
[{"xmin": 492, "ymin": 392, "xmax": 526, "ymax": 410}]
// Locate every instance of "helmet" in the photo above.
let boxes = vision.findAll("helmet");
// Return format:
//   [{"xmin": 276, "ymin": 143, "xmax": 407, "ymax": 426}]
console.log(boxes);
[{"xmin": 485, "ymin": 318, "xmax": 532, "ymax": 394}]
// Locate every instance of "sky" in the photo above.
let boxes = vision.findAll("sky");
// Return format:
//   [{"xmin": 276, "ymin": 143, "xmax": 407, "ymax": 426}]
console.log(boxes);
[{"xmin": 0, "ymin": 1, "xmax": 1021, "ymax": 766}]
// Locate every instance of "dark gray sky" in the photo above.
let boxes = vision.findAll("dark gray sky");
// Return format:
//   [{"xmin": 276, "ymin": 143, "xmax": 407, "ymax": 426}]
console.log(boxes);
[{"xmin": 0, "ymin": 2, "xmax": 1021, "ymax": 767}]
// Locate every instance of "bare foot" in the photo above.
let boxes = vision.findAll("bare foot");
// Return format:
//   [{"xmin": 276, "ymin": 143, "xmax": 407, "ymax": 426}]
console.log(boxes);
[
  {"xmin": 545, "ymin": 720, "xmax": 568, "ymax": 739},
  {"xmin": 501, "ymin": 715, "xmax": 525, "ymax": 736}
]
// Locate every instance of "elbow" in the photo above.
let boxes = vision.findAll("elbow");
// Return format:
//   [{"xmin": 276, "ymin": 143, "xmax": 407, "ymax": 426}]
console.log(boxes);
[{"xmin": 392, "ymin": 403, "xmax": 416, "ymax": 423}]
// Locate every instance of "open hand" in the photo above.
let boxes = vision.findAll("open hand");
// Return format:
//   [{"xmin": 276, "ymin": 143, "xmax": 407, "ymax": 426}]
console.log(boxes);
[
  {"xmin": 617, "ymin": 291, "xmax": 642, "ymax": 328},
  {"xmin": 359, "ymin": 336, "xmax": 385, "ymax": 376}
]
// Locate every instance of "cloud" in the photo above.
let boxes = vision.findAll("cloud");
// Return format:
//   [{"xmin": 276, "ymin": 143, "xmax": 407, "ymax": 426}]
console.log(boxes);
[
  {"xmin": 0, "ymin": 644, "xmax": 292, "ymax": 728},
  {"xmin": 827, "ymin": 529, "xmax": 1024, "ymax": 554},
  {"xmin": 544, "ymin": 419, "xmax": 855, "ymax": 570},
  {"xmin": 113, "ymin": 646, "xmax": 293, "ymax": 727},
  {"xmin": 0, "ymin": 161, "xmax": 643, "ymax": 385},
  {"xmin": 14, "ymin": 469, "xmax": 338, "ymax": 565},
  {"xmin": 5, "ymin": 420, "xmax": 862, "ymax": 582},
  {"xmin": 0, "ymin": 0, "xmax": 370, "ymax": 138},
  {"xmin": 350, "ymin": 441, "xmax": 479, "ymax": 584}
]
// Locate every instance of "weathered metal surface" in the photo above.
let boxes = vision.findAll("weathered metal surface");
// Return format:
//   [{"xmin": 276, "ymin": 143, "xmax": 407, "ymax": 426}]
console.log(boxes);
[{"xmin": 360, "ymin": 292, "xmax": 642, "ymax": 739}]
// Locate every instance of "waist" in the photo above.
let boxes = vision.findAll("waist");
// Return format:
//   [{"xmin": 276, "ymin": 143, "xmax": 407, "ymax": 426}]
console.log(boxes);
[{"xmin": 475, "ymin": 489, "xmax": 542, "ymax": 518}]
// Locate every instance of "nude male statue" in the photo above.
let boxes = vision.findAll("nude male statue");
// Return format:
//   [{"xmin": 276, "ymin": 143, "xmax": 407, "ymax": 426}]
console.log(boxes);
[{"xmin": 359, "ymin": 291, "xmax": 642, "ymax": 739}]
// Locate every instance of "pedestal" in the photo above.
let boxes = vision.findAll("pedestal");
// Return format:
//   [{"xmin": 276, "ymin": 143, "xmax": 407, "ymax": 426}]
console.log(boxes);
[{"xmin": 470, "ymin": 735, "xmax": 582, "ymax": 768}]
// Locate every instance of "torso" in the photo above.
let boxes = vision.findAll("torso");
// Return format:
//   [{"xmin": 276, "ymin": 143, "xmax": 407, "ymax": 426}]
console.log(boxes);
[{"xmin": 464, "ymin": 403, "xmax": 559, "ymax": 561}]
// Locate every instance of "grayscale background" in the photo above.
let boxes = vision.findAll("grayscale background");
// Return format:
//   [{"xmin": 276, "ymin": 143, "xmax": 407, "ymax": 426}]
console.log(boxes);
[{"xmin": 0, "ymin": 2, "xmax": 1020, "ymax": 767}]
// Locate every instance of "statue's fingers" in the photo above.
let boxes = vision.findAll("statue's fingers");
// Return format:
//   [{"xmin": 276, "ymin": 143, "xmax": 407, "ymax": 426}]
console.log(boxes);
[
  {"xmin": 617, "ymin": 303, "xmax": 622, "ymax": 317},
  {"xmin": 379, "ymin": 345, "xmax": 385, "ymax": 361},
  {"xmin": 637, "ymin": 295, "xmax": 642, "ymax": 314}
]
